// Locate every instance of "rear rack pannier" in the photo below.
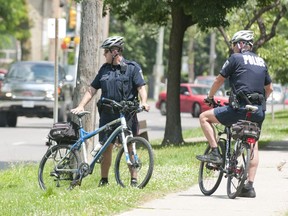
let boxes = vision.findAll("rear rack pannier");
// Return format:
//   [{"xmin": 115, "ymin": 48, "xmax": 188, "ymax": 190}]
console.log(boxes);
[
  {"xmin": 48, "ymin": 121, "xmax": 79, "ymax": 143},
  {"xmin": 231, "ymin": 120, "xmax": 260, "ymax": 141}
]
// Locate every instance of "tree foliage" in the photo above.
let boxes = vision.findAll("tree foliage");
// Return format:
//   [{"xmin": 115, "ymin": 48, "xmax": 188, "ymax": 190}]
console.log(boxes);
[
  {"xmin": 188, "ymin": 0, "xmax": 288, "ymax": 84},
  {"xmin": 0, "ymin": 0, "xmax": 30, "ymax": 48},
  {"xmin": 217, "ymin": 0, "xmax": 288, "ymax": 83},
  {"xmin": 108, "ymin": 14, "xmax": 158, "ymax": 75}
]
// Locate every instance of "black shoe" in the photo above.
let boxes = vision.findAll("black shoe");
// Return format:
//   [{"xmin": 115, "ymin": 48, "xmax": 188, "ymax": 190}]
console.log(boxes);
[
  {"xmin": 130, "ymin": 179, "xmax": 138, "ymax": 187},
  {"xmin": 238, "ymin": 187, "xmax": 256, "ymax": 198},
  {"xmin": 98, "ymin": 179, "xmax": 109, "ymax": 187},
  {"xmin": 196, "ymin": 151, "xmax": 223, "ymax": 164}
]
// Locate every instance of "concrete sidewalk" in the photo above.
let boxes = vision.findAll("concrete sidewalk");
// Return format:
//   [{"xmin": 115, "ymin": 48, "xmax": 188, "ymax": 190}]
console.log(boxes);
[{"xmin": 117, "ymin": 141, "xmax": 288, "ymax": 216}]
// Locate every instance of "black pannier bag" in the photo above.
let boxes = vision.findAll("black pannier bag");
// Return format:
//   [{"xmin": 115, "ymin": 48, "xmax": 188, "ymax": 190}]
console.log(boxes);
[
  {"xmin": 231, "ymin": 120, "xmax": 261, "ymax": 141},
  {"xmin": 48, "ymin": 121, "xmax": 79, "ymax": 143}
]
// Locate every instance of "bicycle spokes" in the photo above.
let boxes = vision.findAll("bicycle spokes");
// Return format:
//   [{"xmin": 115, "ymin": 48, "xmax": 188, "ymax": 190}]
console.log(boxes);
[
  {"xmin": 38, "ymin": 145, "xmax": 81, "ymax": 190},
  {"xmin": 114, "ymin": 137, "xmax": 154, "ymax": 189},
  {"xmin": 227, "ymin": 144, "xmax": 251, "ymax": 199}
]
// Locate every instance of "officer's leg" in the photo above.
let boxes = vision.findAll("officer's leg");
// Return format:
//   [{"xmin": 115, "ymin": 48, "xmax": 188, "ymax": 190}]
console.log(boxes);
[
  {"xmin": 199, "ymin": 109, "xmax": 220, "ymax": 148},
  {"xmin": 248, "ymin": 141, "xmax": 259, "ymax": 182},
  {"xmin": 100, "ymin": 144, "xmax": 113, "ymax": 179}
]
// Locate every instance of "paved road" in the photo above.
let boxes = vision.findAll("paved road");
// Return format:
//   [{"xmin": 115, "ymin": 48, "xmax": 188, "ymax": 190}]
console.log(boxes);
[{"xmin": 117, "ymin": 141, "xmax": 288, "ymax": 216}]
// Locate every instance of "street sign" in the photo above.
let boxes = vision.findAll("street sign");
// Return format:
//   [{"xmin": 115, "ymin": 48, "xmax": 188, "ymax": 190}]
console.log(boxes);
[{"xmin": 48, "ymin": 18, "xmax": 66, "ymax": 39}]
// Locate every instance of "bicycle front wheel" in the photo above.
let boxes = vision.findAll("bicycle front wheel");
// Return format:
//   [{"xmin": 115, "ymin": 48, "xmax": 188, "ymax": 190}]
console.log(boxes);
[
  {"xmin": 38, "ymin": 144, "xmax": 81, "ymax": 190},
  {"xmin": 227, "ymin": 142, "xmax": 251, "ymax": 199},
  {"xmin": 114, "ymin": 137, "xmax": 154, "ymax": 189},
  {"xmin": 198, "ymin": 139, "xmax": 225, "ymax": 196}
]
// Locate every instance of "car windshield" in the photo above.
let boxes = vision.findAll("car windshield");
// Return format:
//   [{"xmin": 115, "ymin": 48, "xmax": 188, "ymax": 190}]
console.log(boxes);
[
  {"xmin": 7, "ymin": 63, "xmax": 63, "ymax": 82},
  {"xmin": 196, "ymin": 79, "xmax": 214, "ymax": 86},
  {"xmin": 191, "ymin": 86, "xmax": 210, "ymax": 95},
  {"xmin": 273, "ymin": 85, "xmax": 282, "ymax": 93},
  {"xmin": 190, "ymin": 86, "xmax": 224, "ymax": 96}
]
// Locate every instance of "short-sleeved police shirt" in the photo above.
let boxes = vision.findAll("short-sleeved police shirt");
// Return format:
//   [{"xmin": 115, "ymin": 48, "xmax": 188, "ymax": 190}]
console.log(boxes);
[
  {"xmin": 91, "ymin": 58, "xmax": 146, "ymax": 102},
  {"xmin": 214, "ymin": 51, "xmax": 272, "ymax": 127},
  {"xmin": 220, "ymin": 51, "xmax": 271, "ymax": 95},
  {"xmin": 91, "ymin": 58, "xmax": 145, "ymax": 141}
]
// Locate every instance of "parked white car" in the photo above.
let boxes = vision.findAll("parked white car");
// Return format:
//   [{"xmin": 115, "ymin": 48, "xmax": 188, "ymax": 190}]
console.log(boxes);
[{"xmin": 267, "ymin": 83, "xmax": 285, "ymax": 104}]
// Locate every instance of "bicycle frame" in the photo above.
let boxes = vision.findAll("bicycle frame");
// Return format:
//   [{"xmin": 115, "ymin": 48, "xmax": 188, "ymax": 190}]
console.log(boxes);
[
  {"xmin": 223, "ymin": 126, "xmax": 232, "ymax": 172},
  {"xmin": 219, "ymin": 108, "xmax": 257, "ymax": 173},
  {"xmin": 38, "ymin": 98, "xmax": 154, "ymax": 190},
  {"xmin": 55, "ymin": 112, "xmax": 135, "ymax": 175}
]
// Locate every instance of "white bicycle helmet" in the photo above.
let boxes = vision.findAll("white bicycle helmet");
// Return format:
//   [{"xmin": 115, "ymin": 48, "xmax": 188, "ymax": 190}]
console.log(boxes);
[
  {"xmin": 231, "ymin": 30, "xmax": 254, "ymax": 45},
  {"xmin": 100, "ymin": 36, "xmax": 124, "ymax": 49}
]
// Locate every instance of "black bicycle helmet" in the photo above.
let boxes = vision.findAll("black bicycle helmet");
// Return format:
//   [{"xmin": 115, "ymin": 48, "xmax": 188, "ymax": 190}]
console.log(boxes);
[{"xmin": 100, "ymin": 36, "xmax": 124, "ymax": 50}]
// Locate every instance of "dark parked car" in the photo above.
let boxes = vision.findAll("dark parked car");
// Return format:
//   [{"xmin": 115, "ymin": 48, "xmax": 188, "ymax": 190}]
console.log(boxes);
[
  {"xmin": 155, "ymin": 83, "xmax": 228, "ymax": 117},
  {"xmin": 0, "ymin": 61, "xmax": 74, "ymax": 127}
]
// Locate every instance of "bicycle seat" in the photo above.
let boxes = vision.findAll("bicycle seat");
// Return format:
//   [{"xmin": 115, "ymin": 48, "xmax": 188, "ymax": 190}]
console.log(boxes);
[
  {"xmin": 76, "ymin": 111, "xmax": 91, "ymax": 118},
  {"xmin": 245, "ymin": 105, "xmax": 258, "ymax": 112}
]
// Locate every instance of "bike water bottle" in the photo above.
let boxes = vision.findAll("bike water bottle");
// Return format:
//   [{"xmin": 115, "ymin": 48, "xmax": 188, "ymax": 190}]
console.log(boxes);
[{"xmin": 91, "ymin": 143, "xmax": 102, "ymax": 157}]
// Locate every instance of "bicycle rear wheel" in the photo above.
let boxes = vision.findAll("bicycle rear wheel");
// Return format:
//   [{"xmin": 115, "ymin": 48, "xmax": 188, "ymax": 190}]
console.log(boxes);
[
  {"xmin": 38, "ymin": 144, "xmax": 81, "ymax": 190},
  {"xmin": 198, "ymin": 139, "xmax": 225, "ymax": 196},
  {"xmin": 114, "ymin": 137, "xmax": 154, "ymax": 188},
  {"xmin": 227, "ymin": 141, "xmax": 251, "ymax": 199}
]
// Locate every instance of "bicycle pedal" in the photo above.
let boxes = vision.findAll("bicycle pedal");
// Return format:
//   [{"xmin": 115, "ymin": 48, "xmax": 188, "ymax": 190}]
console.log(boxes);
[
  {"xmin": 206, "ymin": 163, "xmax": 220, "ymax": 170},
  {"xmin": 50, "ymin": 171, "xmax": 59, "ymax": 178}
]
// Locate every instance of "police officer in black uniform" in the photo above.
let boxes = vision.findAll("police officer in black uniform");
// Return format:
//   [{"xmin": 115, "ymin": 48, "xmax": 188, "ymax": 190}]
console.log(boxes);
[
  {"xmin": 71, "ymin": 36, "xmax": 150, "ymax": 187},
  {"xmin": 196, "ymin": 30, "xmax": 273, "ymax": 198}
]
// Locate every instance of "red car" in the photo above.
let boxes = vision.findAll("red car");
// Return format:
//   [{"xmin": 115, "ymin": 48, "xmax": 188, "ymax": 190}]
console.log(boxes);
[{"xmin": 156, "ymin": 83, "xmax": 228, "ymax": 117}]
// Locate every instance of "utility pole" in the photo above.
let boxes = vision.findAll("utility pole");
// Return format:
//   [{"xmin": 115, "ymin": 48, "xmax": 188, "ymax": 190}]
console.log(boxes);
[
  {"xmin": 152, "ymin": 27, "xmax": 165, "ymax": 100},
  {"xmin": 209, "ymin": 31, "xmax": 216, "ymax": 76},
  {"xmin": 74, "ymin": 2, "xmax": 82, "ymax": 78}
]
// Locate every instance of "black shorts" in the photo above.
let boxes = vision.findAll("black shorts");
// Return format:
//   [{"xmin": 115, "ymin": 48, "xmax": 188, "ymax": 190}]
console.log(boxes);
[
  {"xmin": 99, "ymin": 112, "xmax": 138, "ymax": 143},
  {"xmin": 214, "ymin": 104, "xmax": 265, "ymax": 128}
]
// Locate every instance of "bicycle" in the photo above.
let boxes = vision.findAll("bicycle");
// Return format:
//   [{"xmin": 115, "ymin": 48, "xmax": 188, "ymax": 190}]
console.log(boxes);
[
  {"xmin": 198, "ymin": 101, "xmax": 260, "ymax": 199},
  {"xmin": 38, "ymin": 98, "xmax": 154, "ymax": 190}
]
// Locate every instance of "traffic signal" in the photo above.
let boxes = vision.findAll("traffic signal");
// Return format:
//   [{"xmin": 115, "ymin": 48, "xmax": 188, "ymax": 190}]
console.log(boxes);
[{"xmin": 69, "ymin": 8, "xmax": 76, "ymax": 30}]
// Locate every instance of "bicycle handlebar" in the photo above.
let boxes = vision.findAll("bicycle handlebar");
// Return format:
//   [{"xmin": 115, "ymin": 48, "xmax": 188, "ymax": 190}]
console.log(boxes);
[{"xmin": 101, "ymin": 97, "xmax": 145, "ymax": 113}]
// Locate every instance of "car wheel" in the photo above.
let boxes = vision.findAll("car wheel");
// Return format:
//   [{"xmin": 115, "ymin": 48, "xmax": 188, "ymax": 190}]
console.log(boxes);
[
  {"xmin": 192, "ymin": 103, "xmax": 201, "ymax": 118},
  {"xmin": 0, "ymin": 111, "xmax": 7, "ymax": 127},
  {"xmin": 7, "ymin": 112, "xmax": 17, "ymax": 127},
  {"xmin": 160, "ymin": 102, "xmax": 166, "ymax": 116}
]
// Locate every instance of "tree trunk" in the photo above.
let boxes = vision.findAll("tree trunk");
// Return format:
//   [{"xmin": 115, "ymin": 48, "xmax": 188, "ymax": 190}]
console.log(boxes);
[
  {"xmin": 73, "ymin": 0, "xmax": 103, "ymax": 155},
  {"xmin": 20, "ymin": 38, "xmax": 31, "ymax": 61},
  {"xmin": 161, "ymin": 6, "xmax": 190, "ymax": 146}
]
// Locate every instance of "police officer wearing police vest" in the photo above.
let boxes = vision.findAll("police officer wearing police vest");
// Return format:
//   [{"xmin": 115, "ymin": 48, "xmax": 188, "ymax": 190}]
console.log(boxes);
[
  {"xmin": 196, "ymin": 30, "xmax": 273, "ymax": 198},
  {"xmin": 71, "ymin": 36, "xmax": 150, "ymax": 187}
]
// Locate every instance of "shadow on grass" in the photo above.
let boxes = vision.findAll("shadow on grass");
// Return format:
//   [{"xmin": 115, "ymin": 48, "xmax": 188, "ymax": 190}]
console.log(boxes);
[
  {"xmin": 261, "ymin": 140, "xmax": 288, "ymax": 152},
  {"xmin": 151, "ymin": 140, "xmax": 205, "ymax": 150},
  {"xmin": 0, "ymin": 161, "xmax": 37, "ymax": 171}
]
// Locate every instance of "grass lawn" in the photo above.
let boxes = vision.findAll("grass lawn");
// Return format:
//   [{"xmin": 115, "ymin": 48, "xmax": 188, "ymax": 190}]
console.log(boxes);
[{"xmin": 0, "ymin": 110, "xmax": 287, "ymax": 216}]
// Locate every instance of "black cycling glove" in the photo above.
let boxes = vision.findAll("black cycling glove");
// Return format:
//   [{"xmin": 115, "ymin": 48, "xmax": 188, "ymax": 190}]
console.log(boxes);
[{"xmin": 204, "ymin": 96, "xmax": 216, "ymax": 107}]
